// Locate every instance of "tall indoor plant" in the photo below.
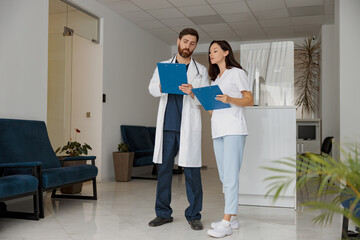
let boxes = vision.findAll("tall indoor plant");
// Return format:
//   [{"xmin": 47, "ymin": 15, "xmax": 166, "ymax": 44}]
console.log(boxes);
[{"xmin": 294, "ymin": 36, "xmax": 321, "ymax": 118}]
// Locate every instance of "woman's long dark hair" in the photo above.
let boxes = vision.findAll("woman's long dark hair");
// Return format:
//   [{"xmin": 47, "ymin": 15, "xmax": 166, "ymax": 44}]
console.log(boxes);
[{"xmin": 208, "ymin": 40, "xmax": 242, "ymax": 80}]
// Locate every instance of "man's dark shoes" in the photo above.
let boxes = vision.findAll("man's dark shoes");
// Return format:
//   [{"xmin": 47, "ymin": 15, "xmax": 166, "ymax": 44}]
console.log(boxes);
[
  {"xmin": 188, "ymin": 219, "xmax": 203, "ymax": 230},
  {"xmin": 148, "ymin": 217, "xmax": 173, "ymax": 227}
]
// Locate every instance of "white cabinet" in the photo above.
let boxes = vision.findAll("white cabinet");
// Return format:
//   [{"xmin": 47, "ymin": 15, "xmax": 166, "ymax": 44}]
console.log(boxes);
[{"xmin": 239, "ymin": 107, "xmax": 296, "ymax": 208}]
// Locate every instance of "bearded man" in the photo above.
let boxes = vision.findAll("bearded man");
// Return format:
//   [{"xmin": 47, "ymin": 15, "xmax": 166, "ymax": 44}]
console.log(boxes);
[{"xmin": 148, "ymin": 28, "xmax": 209, "ymax": 230}]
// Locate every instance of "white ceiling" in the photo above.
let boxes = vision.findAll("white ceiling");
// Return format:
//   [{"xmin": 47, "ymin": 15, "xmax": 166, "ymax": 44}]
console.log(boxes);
[{"xmin": 96, "ymin": 0, "xmax": 334, "ymax": 44}]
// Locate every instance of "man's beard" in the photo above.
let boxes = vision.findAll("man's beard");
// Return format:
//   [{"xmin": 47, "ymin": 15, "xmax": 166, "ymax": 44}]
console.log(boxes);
[{"xmin": 178, "ymin": 45, "xmax": 193, "ymax": 58}]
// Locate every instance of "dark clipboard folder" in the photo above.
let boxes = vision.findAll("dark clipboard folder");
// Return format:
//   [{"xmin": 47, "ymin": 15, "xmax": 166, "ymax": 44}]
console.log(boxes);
[
  {"xmin": 192, "ymin": 85, "xmax": 231, "ymax": 111},
  {"xmin": 157, "ymin": 63, "xmax": 188, "ymax": 95}
]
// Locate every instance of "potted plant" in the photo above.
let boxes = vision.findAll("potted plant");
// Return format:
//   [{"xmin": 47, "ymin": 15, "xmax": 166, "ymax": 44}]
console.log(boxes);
[
  {"xmin": 263, "ymin": 141, "xmax": 360, "ymax": 239},
  {"xmin": 55, "ymin": 128, "xmax": 92, "ymax": 157},
  {"xmin": 113, "ymin": 143, "xmax": 134, "ymax": 182},
  {"xmin": 294, "ymin": 36, "xmax": 321, "ymax": 118},
  {"xmin": 55, "ymin": 128, "xmax": 92, "ymax": 193}
]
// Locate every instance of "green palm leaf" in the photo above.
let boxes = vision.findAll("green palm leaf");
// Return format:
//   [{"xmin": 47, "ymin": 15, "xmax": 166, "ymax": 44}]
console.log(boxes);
[{"xmin": 263, "ymin": 141, "xmax": 360, "ymax": 226}]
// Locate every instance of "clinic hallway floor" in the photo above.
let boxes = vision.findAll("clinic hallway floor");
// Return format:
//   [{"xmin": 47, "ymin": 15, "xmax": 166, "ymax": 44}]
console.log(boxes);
[{"xmin": 0, "ymin": 168, "xmax": 343, "ymax": 240}]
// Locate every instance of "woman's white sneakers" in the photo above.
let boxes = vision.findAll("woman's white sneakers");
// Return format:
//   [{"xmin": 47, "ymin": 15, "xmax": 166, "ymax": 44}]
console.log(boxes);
[
  {"xmin": 210, "ymin": 217, "xmax": 239, "ymax": 229},
  {"xmin": 207, "ymin": 220, "xmax": 233, "ymax": 238}
]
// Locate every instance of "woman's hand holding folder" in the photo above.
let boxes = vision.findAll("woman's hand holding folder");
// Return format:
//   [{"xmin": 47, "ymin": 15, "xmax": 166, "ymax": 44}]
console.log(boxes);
[{"xmin": 179, "ymin": 84, "xmax": 194, "ymax": 98}]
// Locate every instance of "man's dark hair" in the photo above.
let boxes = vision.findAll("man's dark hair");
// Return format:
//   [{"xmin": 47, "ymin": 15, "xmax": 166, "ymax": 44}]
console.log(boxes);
[{"xmin": 179, "ymin": 28, "xmax": 199, "ymax": 43}]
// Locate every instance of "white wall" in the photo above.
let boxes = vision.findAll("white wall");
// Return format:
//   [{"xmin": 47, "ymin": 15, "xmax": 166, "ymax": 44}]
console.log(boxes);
[
  {"xmin": 321, "ymin": 24, "xmax": 340, "ymax": 151},
  {"xmin": 70, "ymin": 0, "xmax": 171, "ymax": 180},
  {"xmin": 338, "ymin": 0, "xmax": 360, "ymax": 145},
  {"xmin": 0, "ymin": 0, "xmax": 49, "ymax": 121}
]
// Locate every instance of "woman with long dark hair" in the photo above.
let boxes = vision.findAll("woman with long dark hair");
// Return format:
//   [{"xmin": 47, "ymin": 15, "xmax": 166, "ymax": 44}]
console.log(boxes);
[{"xmin": 206, "ymin": 40, "xmax": 253, "ymax": 238}]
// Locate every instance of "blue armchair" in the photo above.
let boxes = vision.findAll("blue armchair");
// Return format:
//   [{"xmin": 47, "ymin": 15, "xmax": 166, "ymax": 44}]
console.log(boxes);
[
  {"xmin": 0, "ymin": 162, "xmax": 41, "ymax": 220},
  {"xmin": 121, "ymin": 125, "xmax": 157, "ymax": 180},
  {"xmin": 0, "ymin": 119, "xmax": 98, "ymax": 218}
]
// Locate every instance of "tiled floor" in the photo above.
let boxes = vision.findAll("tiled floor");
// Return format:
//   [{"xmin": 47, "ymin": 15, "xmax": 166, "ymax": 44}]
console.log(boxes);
[{"xmin": 0, "ymin": 169, "xmax": 344, "ymax": 240}]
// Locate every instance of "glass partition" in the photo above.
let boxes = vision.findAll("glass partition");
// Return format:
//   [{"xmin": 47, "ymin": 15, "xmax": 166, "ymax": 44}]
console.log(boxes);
[
  {"xmin": 49, "ymin": 0, "xmax": 99, "ymax": 42},
  {"xmin": 240, "ymin": 41, "xmax": 294, "ymax": 107},
  {"xmin": 67, "ymin": 3, "xmax": 99, "ymax": 43},
  {"xmin": 48, "ymin": 33, "xmax": 72, "ymax": 150}
]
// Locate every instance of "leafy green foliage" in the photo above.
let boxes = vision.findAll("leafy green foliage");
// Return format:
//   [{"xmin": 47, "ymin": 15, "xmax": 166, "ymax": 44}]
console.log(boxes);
[
  {"xmin": 262, "ymin": 142, "xmax": 360, "ymax": 226},
  {"xmin": 55, "ymin": 141, "xmax": 92, "ymax": 156},
  {"xmin": 55, "ymin": 128, "xmax": 92, "ymax": 156},
  {"xmin": 118, "ymin": 143, "xmax": 130, "ymax": 152}
]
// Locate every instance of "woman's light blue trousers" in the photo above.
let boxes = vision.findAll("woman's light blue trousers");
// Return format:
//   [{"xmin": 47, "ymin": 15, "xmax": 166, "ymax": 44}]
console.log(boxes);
[{"xmin": 213, "ymin": 135, "xmax": 246, "ymax": 214}]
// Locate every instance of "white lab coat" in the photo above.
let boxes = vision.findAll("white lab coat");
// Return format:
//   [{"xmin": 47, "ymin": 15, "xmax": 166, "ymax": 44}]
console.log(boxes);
[{"xmin": 149, "ymin": 57, "xmax": 209, "ymax": 167}]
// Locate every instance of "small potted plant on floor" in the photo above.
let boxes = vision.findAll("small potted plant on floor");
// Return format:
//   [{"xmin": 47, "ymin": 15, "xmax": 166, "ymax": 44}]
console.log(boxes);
[
  {"xmin": 113, "ymin": 143, "xmax": 134, "ymax": 182},
  {"xmin": 55, "ymin": 128, "xmax": 92, "ymax": 193}
]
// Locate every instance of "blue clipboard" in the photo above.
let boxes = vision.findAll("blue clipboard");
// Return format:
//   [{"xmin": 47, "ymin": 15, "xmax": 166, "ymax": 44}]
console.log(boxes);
[
  {"xmin": 192, "ymin": 85, "xmax": 231, "ymax": 111},
  {"xmin": 157, "ymin": 63, "xmax": 188, "ymax": 95}
]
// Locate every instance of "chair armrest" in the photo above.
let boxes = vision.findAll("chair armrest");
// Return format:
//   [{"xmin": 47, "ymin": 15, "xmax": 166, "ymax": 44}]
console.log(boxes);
[
  {"xmin": 57, "ymin": 156, "xmax": 96, "ymax": 165},
  {"xmin": 0, "ymin": 162, "xmax": 42, "ymax": 179},
  {"xmin": 0, "ymin": 162, "xmax": 43, "ymax": 168},
  {"xmin": 58, "ymin": 156, "xmax": 96, "ymax": 161}
]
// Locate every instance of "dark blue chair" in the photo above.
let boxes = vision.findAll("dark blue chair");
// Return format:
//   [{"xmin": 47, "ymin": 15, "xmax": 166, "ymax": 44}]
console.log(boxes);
[
  {"xmin": 148, "ymin": 126, "xmax": 156, "ymax": 146},
  {"xmin": 0, "ymin": 162, "xmax": 41, "ymax": 220},
  {"xmin": 298, "ymin": 136, "xmax": 334, "ymax": 202},
  {"xmin": 341, "ymin": 189, "xmax": 360, "ymax": 238},
  {"xmin": 0, "ymin": 119, "xmax": 98, "ymax": 218},
  {"xmin": 121, "ymin": 125, "xmax": 156, "ymax": 180}
]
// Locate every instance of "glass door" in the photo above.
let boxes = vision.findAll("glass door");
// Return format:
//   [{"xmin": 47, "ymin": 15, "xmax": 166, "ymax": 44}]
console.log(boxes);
[
  {"xmin": 47, "ymin": 32, "xmax": 72, "ymax": 150},
  {"xmin": 47, "ymin": 0, "xmax": 102, "ymax": 161}
]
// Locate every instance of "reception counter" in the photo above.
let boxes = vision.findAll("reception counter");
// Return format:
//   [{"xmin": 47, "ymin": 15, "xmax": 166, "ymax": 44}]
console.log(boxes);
[{"xmin": 239, "ymin": 106, "xmax": 296, "ymax": 208}]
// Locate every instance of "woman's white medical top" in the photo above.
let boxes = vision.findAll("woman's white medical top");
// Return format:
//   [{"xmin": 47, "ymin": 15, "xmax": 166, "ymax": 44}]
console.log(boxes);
[{"xmin": 211, "ymin": 67, "xmax": 251, "ymax": 139}]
